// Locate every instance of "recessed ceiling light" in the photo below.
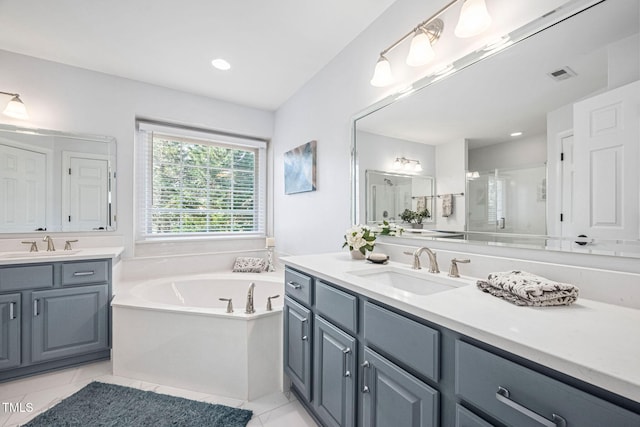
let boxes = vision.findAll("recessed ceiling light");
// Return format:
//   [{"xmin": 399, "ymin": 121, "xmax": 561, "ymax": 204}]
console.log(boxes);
[
  {"xmin": 211, "ymin": 58, "xmax": 231, "ymax": 71},
  {"xmin": 510, "ymin": 131, "xmax": 523, "ymax": 137}
]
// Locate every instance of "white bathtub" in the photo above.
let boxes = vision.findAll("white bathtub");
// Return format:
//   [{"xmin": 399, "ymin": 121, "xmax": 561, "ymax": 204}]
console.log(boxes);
[{"xmin": 112, "ymin": 273, "xmax": 284, "ymax": 400}]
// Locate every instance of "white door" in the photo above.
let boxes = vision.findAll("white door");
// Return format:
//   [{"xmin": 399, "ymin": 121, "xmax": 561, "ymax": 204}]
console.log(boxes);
[
  {"xmin": 66, "ymin": 157, "xmax": 109, "ymax": 231},
  {"xmin": 0, "ymin": 144, "xmax": 46, "ymax": 232},
  {"xmin": 573, "ymin": 80, "xmax": 640, "ymax": 241}
]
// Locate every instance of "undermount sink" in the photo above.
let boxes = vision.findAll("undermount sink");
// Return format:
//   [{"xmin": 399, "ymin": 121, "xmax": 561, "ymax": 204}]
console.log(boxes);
[
  {"xmin": 347, "ymin": 265, "xmax": 472, "ymax": 296},
  {"xmin": 0, "ymin": 250, "xmax": 81, "ymax": 259}
]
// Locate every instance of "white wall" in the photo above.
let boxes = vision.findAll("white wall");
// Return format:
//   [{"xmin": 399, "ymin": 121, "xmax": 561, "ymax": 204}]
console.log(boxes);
[
  {"xmin": 272, "ymin": 0, "xmax": 569, "ymax": 256},
  {"xmin": 0, "ymin": 49, "xmax": 274, "ymax": 258},
  {"xmin": 468, "ymin": 134, "xmax": 547, "ymax": 172},
  {"xmin": 435, "ymin": 140, "xmax": 467, "ymax": 231}
]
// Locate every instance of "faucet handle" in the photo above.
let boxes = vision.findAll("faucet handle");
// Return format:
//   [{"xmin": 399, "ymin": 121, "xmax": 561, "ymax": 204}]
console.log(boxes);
[
  {"xmin": 219, "ymin": 298, "xmax": 233, "ymax": 313},
  {"xmin": 64, "ymin": 239, "xmax": 78, "ymax": 250},
  {"xmin": 266, "ymin": 294, "xmax": 280, "ymax": 311},
  {"xmin": 448, "ymin": 258, "xmax": 470, "ymax": 277},
  {"xmin": 22, "ymin": 241, "xmax": 38, "ymax": 252}
]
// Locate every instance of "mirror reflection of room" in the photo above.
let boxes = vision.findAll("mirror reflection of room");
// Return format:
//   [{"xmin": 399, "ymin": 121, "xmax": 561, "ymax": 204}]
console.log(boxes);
[{"xmin": 355, "ymin": 0, "xmax": 639, "ymax": 251}]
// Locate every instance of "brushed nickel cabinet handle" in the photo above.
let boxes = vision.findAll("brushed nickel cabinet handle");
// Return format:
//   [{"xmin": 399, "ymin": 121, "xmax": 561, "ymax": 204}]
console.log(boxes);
[
  {"xmin": 9, "ymin": 302, "xmax": 16, "ymax": 320},
  {"xmin": 361, "ymin": 360, "xmax": 371, "ymax": 393},
  {"xmin": 73, "ymin": 271, "xmax": 95, "ymax": 277},
  {"xmin": 286, "ymin": 281, "xmax": 302, "ymax": 290},
  {"xmin": 342, "ymin": 347, "xmax": 352, "ymax": 377},
  {"xmin": 496, "ymin": 386, "xmax": 566, "ymax": 427},
  {"xmin": 33, "ymin": 299, "xmax": 39, "ymax": 317}
]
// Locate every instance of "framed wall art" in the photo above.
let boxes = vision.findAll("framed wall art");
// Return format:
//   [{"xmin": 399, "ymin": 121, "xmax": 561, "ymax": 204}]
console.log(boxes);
[{"xmin": 284, "ymin": 140, "xmax": 317, "ymax": 194}]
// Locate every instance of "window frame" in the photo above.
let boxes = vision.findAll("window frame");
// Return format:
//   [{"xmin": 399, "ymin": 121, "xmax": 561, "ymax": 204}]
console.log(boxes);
[{"xmin": 136, "ymin": 120, "xmax": 268, "ymax": 241}]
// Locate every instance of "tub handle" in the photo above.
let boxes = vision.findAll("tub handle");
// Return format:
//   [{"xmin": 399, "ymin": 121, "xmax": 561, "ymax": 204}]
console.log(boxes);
[
  {"xmin": 219, "ymin": 298, "xmax": 233, "ymax": 313},
  {"xmin": 286, "ymin": 281, "xmax": 301, "ymax": 290},
  {"xmin": 266, "ymin": 294, "xmax": 280, "ymax": 311}
]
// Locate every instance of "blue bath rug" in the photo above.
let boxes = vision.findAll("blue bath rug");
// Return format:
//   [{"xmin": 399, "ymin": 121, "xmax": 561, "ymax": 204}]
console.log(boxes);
[{"xmin": 23, "ymin": 381, "xmax": 253, "ymax": 427}]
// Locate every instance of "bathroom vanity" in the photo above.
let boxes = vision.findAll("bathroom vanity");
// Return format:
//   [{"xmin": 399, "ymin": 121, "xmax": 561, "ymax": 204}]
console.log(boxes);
[
  {"xmin": 0, "ymin": 248, "xmax": 122, "ymax": 382},
  {"xmin": 283, "ymin": 254, "xmax": 640, "ymax": 427}
]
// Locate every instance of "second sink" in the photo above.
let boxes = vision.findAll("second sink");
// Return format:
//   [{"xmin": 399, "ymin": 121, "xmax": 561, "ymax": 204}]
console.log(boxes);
[{"xmin": 347, "ymin": 265, "xmax": 472, "ymax": 296}]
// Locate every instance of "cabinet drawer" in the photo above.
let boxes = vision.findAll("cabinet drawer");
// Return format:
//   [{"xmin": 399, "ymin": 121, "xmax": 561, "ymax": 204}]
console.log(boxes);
[
  {"xmin": 0, "ymin": 264, "xmax": 53, "ymax": 291},
  {"xmin": 364, "ymin": 302, "xmax": 439, "ymax": 382},
  {"xmin": 284, "ymin": 268, "xmax": 312, "ymax": 306},
  {"xmin": 456, "ymin": 405, "xmax": 494, "ymax": 427},
  {"xmin": 455, "ymin": 341, "xmax": 640, "ymax": 427},
  {"xmin": 315, "ymin": 280, "xmax": 357, "ymax": 334},
  {"xmin": 62, "ymin": 261, "xmax": 108, "ymax": 285}
]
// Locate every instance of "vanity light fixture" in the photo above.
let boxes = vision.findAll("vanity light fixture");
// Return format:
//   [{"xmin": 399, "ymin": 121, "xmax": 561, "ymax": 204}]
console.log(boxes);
[
  {"xmin": 370, "ymin": 0, "xmax": 492, "ymax": 87},
  {"xmin": 393, "ymin": 156, "xmax": 422, "ymax": 172},
  {"xmin": 0, "ymin": 91, "xmax": 28, "ymax": 120}
]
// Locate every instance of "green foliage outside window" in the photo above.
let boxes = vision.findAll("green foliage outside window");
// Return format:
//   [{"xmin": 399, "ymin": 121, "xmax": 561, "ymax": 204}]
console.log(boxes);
[{"xmin": 151, "ymin": 136, "xmax": 257, "ymax": 234}]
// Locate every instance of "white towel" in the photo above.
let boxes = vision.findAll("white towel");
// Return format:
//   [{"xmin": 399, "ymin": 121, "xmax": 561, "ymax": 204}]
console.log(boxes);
[
  {"xmin": 477, "ymin": 270, "xmax": 579, "ymax": 307},
  {"xmin": 441, "ymin": 194, "xmax": 453, "ymax": 217}
]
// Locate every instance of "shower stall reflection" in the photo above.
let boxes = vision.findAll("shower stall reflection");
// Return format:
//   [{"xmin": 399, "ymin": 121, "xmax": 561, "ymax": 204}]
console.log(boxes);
[{"xmin": 466, "ymin": 165, "xmax": 546, "ymax": 236}]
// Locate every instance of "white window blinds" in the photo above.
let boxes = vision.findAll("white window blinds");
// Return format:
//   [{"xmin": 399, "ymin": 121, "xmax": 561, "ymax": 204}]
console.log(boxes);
[{"xmin": 136, "ymin": 120, "xmax": 267, "ymax": 240}]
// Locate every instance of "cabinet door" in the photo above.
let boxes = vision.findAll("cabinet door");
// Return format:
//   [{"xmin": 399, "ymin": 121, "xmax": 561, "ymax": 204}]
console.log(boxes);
[
  {"xmin": 31, "ymin": 284, "xmax": 108, "ymax": 363},
  {"xmin": 314, "ymin": 315, "xmax": 356, "ymax": 427},
  {"xmin": 361, "ymin": 347, "xmax": 439, "ymax": 427},
  {"xmin": 0, "ymin": 293, "xmax": 21, "ymax": 370},
  {"xmin": 284, "ymin": 296, "xmax": 312, "ymax": 401}
]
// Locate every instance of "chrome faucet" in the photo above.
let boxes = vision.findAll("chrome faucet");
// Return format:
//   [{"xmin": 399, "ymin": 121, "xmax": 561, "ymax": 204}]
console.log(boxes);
[
  {"xmin": 412, "ymin": 247, "xmax": 440, "ymax": 273},
  {"xmin": 43, "ymin": 235, "xmax": 55, "ymax": 252},
  {"xmin": 245, "ymin": 282, "xmax": 256, "ymax": 314}
]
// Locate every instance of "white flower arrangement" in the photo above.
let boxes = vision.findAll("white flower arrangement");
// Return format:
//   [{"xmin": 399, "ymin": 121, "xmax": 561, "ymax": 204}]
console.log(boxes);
[
  {"xmin": 376, "ymin": 220, "xmax": 404, "ymax": 236},
  {"xmin": 342, "ymin": 224, "xmax": 376, "ymax": 255}
]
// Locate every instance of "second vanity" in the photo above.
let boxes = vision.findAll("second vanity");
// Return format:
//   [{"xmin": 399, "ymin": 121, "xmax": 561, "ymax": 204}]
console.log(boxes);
[
  {"xmin": 282, "ymin": 253, "xmax": 640, "ymax": 427},
  {"xmin": 0, "ymin": 247, "xmax": 123, "ymax": 382}
]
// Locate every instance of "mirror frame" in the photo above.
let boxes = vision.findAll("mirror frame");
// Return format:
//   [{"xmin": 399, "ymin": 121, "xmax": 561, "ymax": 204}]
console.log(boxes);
[
  {"xmin": 350, "ymin": 0, "xmax": 640, "ymax": 258},
  {"xmin": 0, "ymin": 123, "xmax": 117, "ymax": 234}
]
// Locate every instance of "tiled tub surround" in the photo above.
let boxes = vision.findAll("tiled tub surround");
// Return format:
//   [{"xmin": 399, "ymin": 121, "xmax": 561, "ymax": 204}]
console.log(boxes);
[
  {"xmin": 112, "ymin": 272, "xmax": 285, "ymax": 400},
  {"xmin": 282, "ymin": 252, "xmax": 640, "ymax": 415}
]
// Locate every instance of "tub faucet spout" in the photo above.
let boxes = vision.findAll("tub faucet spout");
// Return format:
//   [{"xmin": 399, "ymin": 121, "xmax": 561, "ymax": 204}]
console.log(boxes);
[{"xmin": 245, "ymin": 282, "xmax": 256, "ymax": 314}]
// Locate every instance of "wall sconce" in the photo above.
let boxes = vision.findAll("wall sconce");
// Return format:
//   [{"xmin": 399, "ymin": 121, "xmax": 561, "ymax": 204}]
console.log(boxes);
[
  {"xmin": 1, "ymin": 91, "xmax": 29, "ymax": 120},
  {"xmin": 393, "ymin": 157, "xmax": 423, "ymax": 172},
  {"xmin": 370, "ymin": 0, "xmax": 492, "ymax": 87}
]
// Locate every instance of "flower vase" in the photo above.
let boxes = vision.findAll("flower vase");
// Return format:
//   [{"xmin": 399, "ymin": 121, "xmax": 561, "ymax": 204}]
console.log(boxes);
[{"xmin": 350, "ymin": 249, "xmax": 366, "ymax": 260}]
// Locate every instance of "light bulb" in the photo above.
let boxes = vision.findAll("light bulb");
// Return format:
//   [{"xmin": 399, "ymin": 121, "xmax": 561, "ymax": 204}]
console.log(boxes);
[
  {"xmin": 406, "ymin": 31, "xmax": 435, "ymax": 67},
  {"xmin": 370, "ymin": 56, "xmax": 394, "ymax": 87},
  {"xmin": 393, "ymin": 158, "xmax": 402, "ymax": 170},
  {"xmin": 3, "ymin": 96, "xmax": 28, "ymax": 120},
  {"xmin": 414, "ymin": 162, "xmax": 423, "ymax": 172},
  {"xmin": 455, "ymin": 0, "xmax": 492, "ymax": 38}
]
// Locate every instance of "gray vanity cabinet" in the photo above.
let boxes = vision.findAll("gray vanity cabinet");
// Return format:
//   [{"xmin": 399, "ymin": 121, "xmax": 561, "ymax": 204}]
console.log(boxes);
[
  {"xmin": 31, "ymin": 284, "xmax": 109, "ymax": 363},
  {"xmin": 313, "ymin": 315, "xmax": 356, "ymax": 427},
  {"xmin": 0, "ymin": 293, "xmax": 21, "ymax": 370},
  {"xmin": 0, "ymin": 259, "xmax": 112, "ymax": 382},
  {"xmin": 284, "ymin": 295, "xmax": 313, "ymax": 401},
  {"xmin": 362, "ymin": 347, "xmax": 439, "ymax": 427},
  {"xmin": 455, "ymin": 340, "xmax": 640, "ymax": 427}
]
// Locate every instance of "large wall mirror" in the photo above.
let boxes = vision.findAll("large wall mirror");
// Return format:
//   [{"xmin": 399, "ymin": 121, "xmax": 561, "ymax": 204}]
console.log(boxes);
[
  {"xmin": 0, "ymin": 124, "xmax": 117, "ymax": 233},
  {"xmin": 353, "ymin": 0, "xmax": 640, "ymax": 257}
]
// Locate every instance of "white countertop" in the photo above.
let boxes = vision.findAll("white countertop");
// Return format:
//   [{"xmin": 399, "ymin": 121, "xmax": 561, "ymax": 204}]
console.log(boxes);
[
  {"xmin": 0, "ymin": 247, "xmax": 124, "ymax": 265},
  {"xmin": 282, "ymin": 252, "xmax": 640, "ymax": 403}
]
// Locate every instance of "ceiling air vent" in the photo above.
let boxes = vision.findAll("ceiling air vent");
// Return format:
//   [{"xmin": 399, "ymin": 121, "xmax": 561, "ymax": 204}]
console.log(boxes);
[{"xmin": 547, "ymin": 66, "xmax": 577, "ymax": 82}]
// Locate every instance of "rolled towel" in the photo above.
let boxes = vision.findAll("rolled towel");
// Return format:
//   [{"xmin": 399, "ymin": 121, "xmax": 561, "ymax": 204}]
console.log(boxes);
[{"xmin": 477, "ymin": 270, "xmax": 578, "ymax": 307}]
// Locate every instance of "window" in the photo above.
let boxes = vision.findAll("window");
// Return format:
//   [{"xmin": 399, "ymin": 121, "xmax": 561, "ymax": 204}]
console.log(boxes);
[{"xmin": 137, "ymin": 120, "xmax": 266, "ymax": 239}]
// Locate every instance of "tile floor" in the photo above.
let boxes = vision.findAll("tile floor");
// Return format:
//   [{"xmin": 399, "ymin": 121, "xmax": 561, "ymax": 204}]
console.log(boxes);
[{"xmin": 0, "ymin": 361, "xmax": 318, "ymax": 427}]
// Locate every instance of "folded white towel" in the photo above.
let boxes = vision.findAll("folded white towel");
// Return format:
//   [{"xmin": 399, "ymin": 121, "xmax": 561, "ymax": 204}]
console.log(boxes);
[{"xmin": 477, "ymin": 270, "xmax": 579, "ymax": 307}]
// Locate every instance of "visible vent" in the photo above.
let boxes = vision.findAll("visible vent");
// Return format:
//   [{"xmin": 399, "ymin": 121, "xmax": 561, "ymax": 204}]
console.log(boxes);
[{"xmin": 548, "ymin": 66, "xmax": 577, "ymax": 81}]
